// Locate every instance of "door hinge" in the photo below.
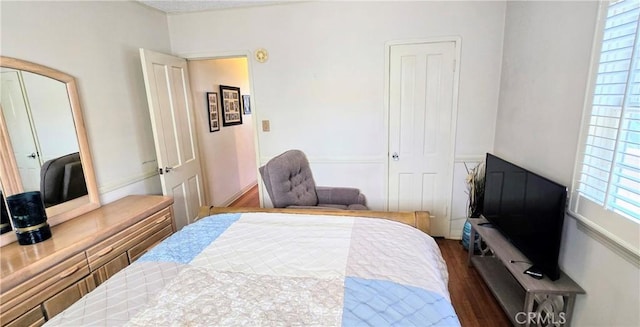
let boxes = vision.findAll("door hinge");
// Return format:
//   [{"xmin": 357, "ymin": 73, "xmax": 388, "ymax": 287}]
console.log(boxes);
[{"xmin": 453, "ymin": 59, "xmax": 456, "ymax": 72}]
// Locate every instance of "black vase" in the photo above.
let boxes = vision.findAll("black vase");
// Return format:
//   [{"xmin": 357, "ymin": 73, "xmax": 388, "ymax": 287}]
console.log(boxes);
[
  {"xmin": 6, "ymin": 191, "xmax": 52, "ymax": 245},
  {"xmin": 0, "ymin": 191, "xmax": 12, "ymax": 234}
]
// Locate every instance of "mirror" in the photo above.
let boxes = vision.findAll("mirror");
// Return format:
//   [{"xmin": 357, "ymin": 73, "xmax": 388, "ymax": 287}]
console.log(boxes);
[
  {"xmin": 0, "ymin": 57, "xmax": 100, "ymax": 244},
  {"xmin": 1, "ymin": 67, "xmax": 81, "ymax": 199},
  {"xmin": 0, "ymin": 179, "xmax": 11, "ymax": 234}
]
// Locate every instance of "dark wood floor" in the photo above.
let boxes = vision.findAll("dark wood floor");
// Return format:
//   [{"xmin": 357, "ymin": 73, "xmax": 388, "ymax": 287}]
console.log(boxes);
[
  {"xmin": 228, "ymin": 185, "xmax": 510, "ymax": 326},
  {"xmin": 437, "ymin": 238, "xmax": 511, "ymax": 326},
  {"xmin": 228, "ymin": 185, "xmax": 260, "ymax": 207}
]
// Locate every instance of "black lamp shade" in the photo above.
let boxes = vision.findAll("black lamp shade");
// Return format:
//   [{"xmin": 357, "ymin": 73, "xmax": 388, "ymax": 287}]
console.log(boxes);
[{"xmin": 6, "ymin": 191, "xmax": 52, "ymax": 245}]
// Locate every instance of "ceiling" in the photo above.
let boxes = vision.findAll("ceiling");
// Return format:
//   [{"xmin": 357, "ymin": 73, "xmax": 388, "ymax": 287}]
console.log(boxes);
[{"xmin": 138, "ymin": 0, "xmax": 292, "ymax": 13}]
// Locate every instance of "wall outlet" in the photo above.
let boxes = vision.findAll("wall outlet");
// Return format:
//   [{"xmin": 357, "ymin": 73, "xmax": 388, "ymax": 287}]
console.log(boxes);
[{"xmin": 262, "ymin": 120, "xmax": 270, "ymax": 132}]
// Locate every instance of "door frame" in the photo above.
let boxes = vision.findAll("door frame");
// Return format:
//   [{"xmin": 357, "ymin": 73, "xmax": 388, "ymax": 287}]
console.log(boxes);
[
  {"xmin": 177, "ymin": 49, "xmax": 263, "ymax": 207},
  {"xmin": 383, "ymin": 37, "xmax": 462, "ymax": 237}
]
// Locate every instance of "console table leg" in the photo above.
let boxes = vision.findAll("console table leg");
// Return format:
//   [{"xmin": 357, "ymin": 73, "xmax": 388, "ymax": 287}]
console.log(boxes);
[
  {"xmin": 468, "ymin": 227, "xmax": 476, "ymax": 267},
  {"xmin": 563, "ymin": 295, "xmax": 577, "ymax": 327},
  {"xmin": 523, "ymin": 292, "xmax": 535, "ymax": 327}
]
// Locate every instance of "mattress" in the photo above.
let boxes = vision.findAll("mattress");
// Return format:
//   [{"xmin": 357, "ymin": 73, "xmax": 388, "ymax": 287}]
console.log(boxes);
[{"xmin": 45, "ymin": 212, "xmax": 460, "ymax": 326}]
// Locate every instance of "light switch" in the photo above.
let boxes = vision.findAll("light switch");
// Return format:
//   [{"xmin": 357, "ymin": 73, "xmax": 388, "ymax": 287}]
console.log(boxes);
[{"xmin": 262, "ymin": 120, "xmax": 270, "ymax": 132}]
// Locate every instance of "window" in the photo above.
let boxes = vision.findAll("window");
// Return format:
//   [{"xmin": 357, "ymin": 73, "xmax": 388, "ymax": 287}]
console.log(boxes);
[{"xmin": 571, "ymin": 0, "xmax": 640, "ymax": 256}]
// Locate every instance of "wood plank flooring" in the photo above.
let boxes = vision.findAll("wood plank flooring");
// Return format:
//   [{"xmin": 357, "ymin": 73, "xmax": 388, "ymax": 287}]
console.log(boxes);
[
  {"xmin": 227, "ymin": 186, "xmax": 510, "ymax": 326},
  {"xmin": 437, "ymin": 238, "xmax": 512, "ymax": 326},
  {"xmin": 228, "ymin": 185, "xmax": 260, "ymax": 207}
]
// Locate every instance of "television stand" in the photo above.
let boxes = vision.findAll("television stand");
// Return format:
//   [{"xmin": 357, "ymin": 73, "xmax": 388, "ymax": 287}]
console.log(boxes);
[{"xmin": 468, "ymin": 218, "xmax": 585, "ymax": 326}]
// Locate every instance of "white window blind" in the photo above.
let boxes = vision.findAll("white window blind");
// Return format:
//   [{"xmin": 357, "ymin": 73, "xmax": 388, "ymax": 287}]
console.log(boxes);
[
  {"xmin": 572, "ymin": 0, "xmax": 640, "ymax": 258},
  {"xmin": 578, "ymin": 0, "xmax": 640, "ymax": 220}
]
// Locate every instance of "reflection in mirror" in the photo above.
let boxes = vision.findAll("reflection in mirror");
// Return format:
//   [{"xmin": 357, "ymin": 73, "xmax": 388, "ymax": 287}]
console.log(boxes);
[
  {"xmin": 1, "ymin": 68, "xmax": 85, "ymax": 206},
  {"xmin": 0, "ymin": 56, "xmax": 99, "ymax": 243},
  {"xmin": 0, "ymin": 181, "xmax": 12, "ymax": 234}
]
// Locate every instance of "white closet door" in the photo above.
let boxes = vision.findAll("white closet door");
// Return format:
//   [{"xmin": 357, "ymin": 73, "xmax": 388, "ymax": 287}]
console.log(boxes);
[{"xmin": 388, "ymin": 41, "xmax": 458, "ymax": 237}]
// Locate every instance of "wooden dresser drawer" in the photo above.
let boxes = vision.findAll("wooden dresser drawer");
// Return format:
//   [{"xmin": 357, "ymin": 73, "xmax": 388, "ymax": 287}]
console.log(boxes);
[
  {"xmin": 0, "ymin": 253, "xmax": 88, "ymax": 324},
  {"xmin": 92, "ymin": 252, "xmax": 129, "ymax": 287},
  {"xmin": 4, "ymin": 305, "xmax": 45, "ymax": 327},
  {"xmin": 128, "ymin": 223, "xmax": 173, "ymax": 262},
  {"xmin": 42, "ymin": 275, "xmax": 96, "ymax": 320},
  {"xmin": 85, "ymin": 207, "xmax": 173, "ymax": 270}
]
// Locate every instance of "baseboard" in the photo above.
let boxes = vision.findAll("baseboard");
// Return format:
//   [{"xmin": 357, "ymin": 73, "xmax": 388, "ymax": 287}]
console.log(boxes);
[
  {"xmin": 220, "ymin": 182, "xmax": 257, "ymax": 207},
  {"xmin": 449, "ymin": 229, "xmax": 463, "ymax": 240}
]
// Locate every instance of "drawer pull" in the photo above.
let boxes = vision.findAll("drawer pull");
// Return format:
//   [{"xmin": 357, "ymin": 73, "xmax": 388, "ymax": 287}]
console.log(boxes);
[
  {"xmin": 154, "ymin": 216, "xmax": 168, "ymax": 224},
  {"xmin": 59, "ymin": 266, "xmax": 79, "ymax": 279},
  {"xmin": 96, "ymin": 246, "xmax": 114, "ymax": 257}
]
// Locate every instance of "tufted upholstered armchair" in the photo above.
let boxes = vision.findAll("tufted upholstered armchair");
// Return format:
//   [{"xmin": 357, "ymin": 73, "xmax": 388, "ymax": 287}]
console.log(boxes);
[
  {"xmin": 40, "ymin": 152, "xmax": 88, "ymax": 208},
  {"xmin": 259, "ymin": 150, "xmax": 368, "ymax": 210}
]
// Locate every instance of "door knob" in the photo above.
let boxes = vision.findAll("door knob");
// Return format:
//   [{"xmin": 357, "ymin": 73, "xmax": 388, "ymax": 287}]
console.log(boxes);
[
  {"xmin": 158, "ymin": 166, "xmax": 174, "ymax": 175},
  {"xmin": 27, "ymin": 153, "xmax": 37, "ymax": 159},
  {"xmin": 392, "ymin": 152, "xmax": 399, "ymax": 161}
]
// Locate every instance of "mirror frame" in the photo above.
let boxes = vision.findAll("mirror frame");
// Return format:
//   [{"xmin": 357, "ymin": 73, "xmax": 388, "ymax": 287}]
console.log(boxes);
[{"xmin": 0, "ymin": 56, "xmax": 100, "ymax": 246}]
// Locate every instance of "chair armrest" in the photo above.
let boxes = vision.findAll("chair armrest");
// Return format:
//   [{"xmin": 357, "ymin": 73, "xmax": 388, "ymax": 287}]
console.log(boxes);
[{"xmin": 316, "ymin": 186, "xmax": 366, "ymax": 206}]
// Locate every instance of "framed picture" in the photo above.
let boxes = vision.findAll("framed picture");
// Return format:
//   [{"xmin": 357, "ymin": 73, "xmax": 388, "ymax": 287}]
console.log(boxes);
[
  {"xmin": 242, "ymin": 95, "xmax": 251, "ymax": 115},
  {"xmin": 220, "ymin": 85, "xmax": 242, "ymax": 126},
  {"xmin": 206, "ymin": 92, "xmax": 220, "ymax": 132}
]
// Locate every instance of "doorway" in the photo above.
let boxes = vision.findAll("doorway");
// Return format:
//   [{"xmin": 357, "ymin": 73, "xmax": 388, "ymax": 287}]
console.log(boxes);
[
  {"xmin": 187, "ymin": 57, "xmax": 259, "ymax": 207},
  {"xmin": 387, "ymin": 39, "xmax": 461, "ymax": 237}
]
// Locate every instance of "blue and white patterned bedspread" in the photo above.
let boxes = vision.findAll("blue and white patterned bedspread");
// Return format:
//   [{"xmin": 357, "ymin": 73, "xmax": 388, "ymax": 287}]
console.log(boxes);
[{"xmin": 46, "ymin": 212, "xmax": 460, "ymax": 326}]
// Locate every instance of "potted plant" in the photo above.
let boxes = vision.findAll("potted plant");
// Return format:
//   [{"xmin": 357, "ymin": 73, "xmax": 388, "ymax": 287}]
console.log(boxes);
[{"xmin": 461, "ymin": 161, "xmax": 485, "ymax": 251}]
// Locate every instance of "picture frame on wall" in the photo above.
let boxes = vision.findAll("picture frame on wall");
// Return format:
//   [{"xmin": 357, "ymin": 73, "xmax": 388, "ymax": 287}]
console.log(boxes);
[
  {"xmin": 242, "ymin": 95, "xmax": 251, "ymax": 115},
  {"xmin": 206, "ymin": 92, "xmax": 220, "ymax": 132},
  {"xmin": 220, "ymin": 85, "xmax": 243, "ymax": 126}
]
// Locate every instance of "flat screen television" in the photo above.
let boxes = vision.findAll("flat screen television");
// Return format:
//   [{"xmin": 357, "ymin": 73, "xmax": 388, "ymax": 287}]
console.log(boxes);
[{"xmin": 482, "ymin": 153, "xmax": 567, "ymax": 281}]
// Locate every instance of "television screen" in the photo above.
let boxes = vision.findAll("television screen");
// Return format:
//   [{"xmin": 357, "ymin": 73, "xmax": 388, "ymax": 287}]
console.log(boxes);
[{"xmin": 482, "ymin": 153, "xmax": 567, "ymax": 281}]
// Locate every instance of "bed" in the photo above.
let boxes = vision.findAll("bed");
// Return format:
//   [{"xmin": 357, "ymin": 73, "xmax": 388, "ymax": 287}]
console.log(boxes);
[{"xmin": 44, "ymin": 207, "xmax": 460, "ymax": 326}]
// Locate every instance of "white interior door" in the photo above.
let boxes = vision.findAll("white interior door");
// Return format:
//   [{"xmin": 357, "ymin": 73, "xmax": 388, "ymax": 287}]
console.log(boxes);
[
  {"xmin": 140, "ymin": 49, "xmax": 205, "ymax": 230},
  {"xmin": 388, "ymin": 41, "xmax": 458, "ymax": 237},
  {"xmin": 0, "ymin": 70, "xmax": 41, "ymax": 191}
]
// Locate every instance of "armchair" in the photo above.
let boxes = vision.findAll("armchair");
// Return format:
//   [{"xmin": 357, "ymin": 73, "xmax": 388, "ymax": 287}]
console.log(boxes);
[
  {"xmin": 259, "ymin": 150, "xmax": 368, "ymax": 210},
  {"xmin": 40, "ymin": 152, "xmax": 88, "ymax": 207}
]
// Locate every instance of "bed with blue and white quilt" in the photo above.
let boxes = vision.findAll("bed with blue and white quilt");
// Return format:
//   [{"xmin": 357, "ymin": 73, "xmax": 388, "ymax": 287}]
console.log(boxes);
[{"xmin": 45, "ymin": 211, "xmax": 460, "ymax": 326}]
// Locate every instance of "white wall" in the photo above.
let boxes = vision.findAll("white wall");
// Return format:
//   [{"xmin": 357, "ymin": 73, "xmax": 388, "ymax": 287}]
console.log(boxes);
[
  {"xmin": 188, "ymin": 58, "xmax": 258, "ymax": 206},
  {"xmin": 168, "ymin": 1, "xmax": 506, "ymax": 212},
  {"xmin": 450, "ymin": 158, "xmax": 485, "ymax": 238},
  {"xmin": 1, "ymin": 1, "xmax": 170, "ymax": 201},
  {"xmin": 494, "ymin": 1, "xmax": 640, "ymax": 325}
]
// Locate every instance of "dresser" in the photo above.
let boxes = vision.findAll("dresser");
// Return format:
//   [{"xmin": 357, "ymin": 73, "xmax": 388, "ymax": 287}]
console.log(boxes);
[{"xmin": 0, "ymin": 195, "xmax": 174, "ymax": 326}]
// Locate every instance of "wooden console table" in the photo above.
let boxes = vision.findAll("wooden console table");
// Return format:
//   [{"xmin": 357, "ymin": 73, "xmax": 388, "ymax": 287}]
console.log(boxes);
[
  {"xmin": 0, "ymin": 195, "xmax": 174, "ymax": 326},
  {"xmin": 468, "ymin": 218, "xmax": 584, "ymax": 327}
]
